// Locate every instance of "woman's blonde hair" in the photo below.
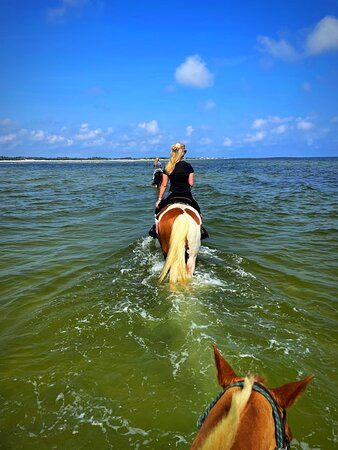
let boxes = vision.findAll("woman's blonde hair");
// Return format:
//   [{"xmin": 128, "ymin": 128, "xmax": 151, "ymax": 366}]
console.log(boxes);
[{"xmin": 165, "ymin": 142, "xmax": 186, "ymax": 175}]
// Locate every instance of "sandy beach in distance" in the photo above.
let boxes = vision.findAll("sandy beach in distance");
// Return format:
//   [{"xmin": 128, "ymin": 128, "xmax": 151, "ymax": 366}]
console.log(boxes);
[
  {"xmin": 0, "ymin": 158, "xmax": 221, "ymax": 163},
  {"xmin": 0, "ymin": 159, "xmax": 154, "ymax": 163}
]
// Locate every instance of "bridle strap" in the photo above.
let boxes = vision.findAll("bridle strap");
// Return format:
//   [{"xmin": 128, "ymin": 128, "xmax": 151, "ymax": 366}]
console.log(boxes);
[{"xmin": 197, "ymin": 381, "xmax": 290, "ymax": 450}]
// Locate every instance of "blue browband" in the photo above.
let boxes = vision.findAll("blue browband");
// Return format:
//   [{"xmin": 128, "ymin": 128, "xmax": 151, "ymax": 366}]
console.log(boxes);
[{"xmin": 197, "ymin": 380, "xmax": 290, "ymax": 450}]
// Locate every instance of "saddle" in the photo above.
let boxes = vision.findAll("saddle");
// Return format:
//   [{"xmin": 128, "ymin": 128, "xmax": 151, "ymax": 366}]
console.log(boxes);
[{"xmin": 162, "ymin": 195, "xmax": 198, "ymax": 213}]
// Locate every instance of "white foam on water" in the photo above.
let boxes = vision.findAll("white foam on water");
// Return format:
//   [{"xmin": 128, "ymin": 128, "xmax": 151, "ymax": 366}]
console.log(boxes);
[
  {"xmin": 267, "ymin": 338, "xmax": 290, "ymax": 355},
  {"xmin": 149, "ymin": 260, "xmax": 163, "ymax": 273},
  {"xmin": 193, "ymin": 331, "xmax": 216, "ymax": 344},
  {"xmin": 127, "ymin": 331, "xmax": 148, "ymax": 350},
  {"xmin": 125, "ymin": 426, "xmax": 148, "ymax": 436},
  {"xmin": 198, "ymin": 245, "xmax": 223, "ymax": 261},
  {"xmin": 234, "ymin": 255, "xmax": 243, "ymax": 264},
  {"xmin": 292, "ymin": 439, "xmax": 321, "ymax": 450},
  {"xmin": 169, "ymin": 350, "xmax": 189, "ymax": 377},
  {"xmin": 238, "ymin": 353, "xmax": 259, "ymax": 360},
  {"xmin": 193, "ymin": 271, "xmax": 227, "ymax": 287},
  {"xmin": 231, "ymin": 268, "xmax": 256, "ymax": 279},
  {"xmin": 118, "ymin": 304, "xmax": 159, "ymax": 322},
  {"xmin": 55, "ymin": 392, "xmax": 64, "ymax": 403},
  {"xmin": 140, "ymin": 236, "xmax": 152, "ymax": 248},
  {"xmin": 190, "ymin": 321, "xmax": 210, "ymax": 330}
]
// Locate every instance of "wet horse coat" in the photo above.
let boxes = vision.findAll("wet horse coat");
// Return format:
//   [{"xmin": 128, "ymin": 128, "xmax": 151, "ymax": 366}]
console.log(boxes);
[{"xmin": 157, "ymin": 203, "xmax": 201, "ymax": 283}]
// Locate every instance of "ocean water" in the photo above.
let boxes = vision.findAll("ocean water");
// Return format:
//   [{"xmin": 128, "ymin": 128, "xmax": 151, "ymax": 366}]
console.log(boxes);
[{"xmin": 0, "ymin": 158, "xmax": 337, "ymax": 449}]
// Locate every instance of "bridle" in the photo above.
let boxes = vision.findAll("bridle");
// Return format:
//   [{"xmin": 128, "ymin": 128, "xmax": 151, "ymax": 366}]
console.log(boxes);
[{"xmin": 197, "ymin": 380, "xmax": 290, "ymax": 450}]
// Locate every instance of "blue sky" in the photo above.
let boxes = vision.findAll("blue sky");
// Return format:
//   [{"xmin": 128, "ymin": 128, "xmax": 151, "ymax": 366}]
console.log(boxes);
[{"xmin": 0, "ymin": 0, "xmax": 338, "ymax": 158}]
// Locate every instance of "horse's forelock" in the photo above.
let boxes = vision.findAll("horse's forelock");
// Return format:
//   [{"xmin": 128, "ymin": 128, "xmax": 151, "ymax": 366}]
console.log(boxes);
[{"xmin": 200, "ymin": 376, "xmax": 254, "ymax": 450}]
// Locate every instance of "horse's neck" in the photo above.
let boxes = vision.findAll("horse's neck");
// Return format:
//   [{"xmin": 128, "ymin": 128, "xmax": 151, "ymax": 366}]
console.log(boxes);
[{"xmin": 192, "ymin": 389, "xmax": 276, "ymax": 450}]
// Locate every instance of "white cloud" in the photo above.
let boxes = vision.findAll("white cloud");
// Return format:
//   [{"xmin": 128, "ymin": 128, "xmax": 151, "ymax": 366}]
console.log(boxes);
[
  {"xmin": 0, "ymin": 133, "xmax": 16, "ymax": 143},
  {"xmin": 302, "ymin": 82, "xmax": 312, "ymax": 92},
  {"xmin": 75, "ymin": 126, "xmax": 102, "ymax": 141},
  {"xmin": 47, "ymin": 134, "xmax": 65, "ymax": 144},
  {"xmin": 244, "ymin": 131, "xmax": 266, "ymax": 143},
  {"xmin": 252, "ymin": 116, "xmax": 292, "ymax": 129},
  {"xmin": 257, "ymin": 36, "xmax": 299, "ymax": 62},
  {"xmin": 223, "ymin": 137, "xmax": 233, "ymax": 147},
  {"xmin": 252, "ymin": 118, "xmax": 267, "ymax": 129},
  {"xmin": 268, "ymin": 115, "xmax": 293, "ymax": 124},
  {"xmin": 273, "ymin": 125, "xmax": 287, "ymax": 134},
  {"xmin": 175, "ymin": 55, "xmax": 214, "ymax": 88},
  {"xmin": 204, "ymin": 100, "xmax": 216, "ymax": 110},
  {"xmin": 31, "ymin": 130, "xmax": 46, "ymax": 140},
  {"xmin": 138, "ymin": 120, "xmax": 159, "ymax": 134},
  {"xmin": 258, "ymin": 16, "xmax": 338, "ymax": 63},
  {"xmin": 199, "ymin": 137, "xmax": 213, "ymax": 145},
  {"xmin": 306, "ymin": 16, "xmax": 338, "ymax": 55},
  {"xmin": 186, "ymin": 125, "xmax": 194, "ymax": 136},
  {"xmin": 297, "ymin": 120, "xmax": 314, "ymax": 130}
]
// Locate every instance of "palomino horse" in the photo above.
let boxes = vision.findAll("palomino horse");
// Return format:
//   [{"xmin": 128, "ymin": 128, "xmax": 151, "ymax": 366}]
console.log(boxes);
[
  {"xmin": 191, "ymin": 345, "xmax": 314, "ymax": 450},
  {"xmin": 157, "ymin": 203, "xmax": 201, "ymax": 283}
]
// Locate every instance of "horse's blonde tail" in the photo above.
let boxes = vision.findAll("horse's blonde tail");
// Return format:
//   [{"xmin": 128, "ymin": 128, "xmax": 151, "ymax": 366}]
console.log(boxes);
[
  {"xmin": 200, "ymin": 376, "xmax": 254, "ymax": 450},
  {"xmin": 159, "ymin": 213, "xmax": 189, "ymax": 283}
]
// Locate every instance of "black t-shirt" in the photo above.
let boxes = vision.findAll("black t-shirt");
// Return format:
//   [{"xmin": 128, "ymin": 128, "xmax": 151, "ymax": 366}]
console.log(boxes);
[{"xmin": 164, "ymin": 160, "xmax": 194, "ymax": 194}]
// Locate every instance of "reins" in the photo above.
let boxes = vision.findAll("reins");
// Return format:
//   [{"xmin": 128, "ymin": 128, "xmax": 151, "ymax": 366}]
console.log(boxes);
[{"xmin": 197, "ymin": 380, "xmax": 290, "ymax": 450}]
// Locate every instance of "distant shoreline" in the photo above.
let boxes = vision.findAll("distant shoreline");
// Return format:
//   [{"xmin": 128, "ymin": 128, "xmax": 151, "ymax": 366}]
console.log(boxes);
[
  {"xmin": 0, "ymin": 158, "xmax": 155, "ymax": 163},
  {"xmin": 0, "ymin": 156, "xmax": 336, "ymax": 164},
  {"xmin": 0, "ymin": 157, "xmax": 222, "ymax": 163}
]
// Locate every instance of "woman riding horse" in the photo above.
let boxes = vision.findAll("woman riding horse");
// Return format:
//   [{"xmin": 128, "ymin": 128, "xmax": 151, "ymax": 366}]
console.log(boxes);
[
  {"xmin": 152, "ymin": 157, "xmax": 163, "ymax": 188},
  {"xmin": 148, "ymin": 143, "xmax": 208, "ymax": 283},
  {"xmin": 149, "ymin": 142, "xmax": 207, "ymax": 239}
]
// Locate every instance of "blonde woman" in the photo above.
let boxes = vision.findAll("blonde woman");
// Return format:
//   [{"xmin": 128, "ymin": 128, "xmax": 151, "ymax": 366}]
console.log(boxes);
[{"xmin": 149, "ymin": 142, "xmax": 208, "ymax": 239}]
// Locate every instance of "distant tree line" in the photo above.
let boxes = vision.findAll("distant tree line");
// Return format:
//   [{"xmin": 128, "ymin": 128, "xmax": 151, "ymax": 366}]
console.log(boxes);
[{"xmin": 0, "ymin": 156, "xmax": 167, "ymax": 161}]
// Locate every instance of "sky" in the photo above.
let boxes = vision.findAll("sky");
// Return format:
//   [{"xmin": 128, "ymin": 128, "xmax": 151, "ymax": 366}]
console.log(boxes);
[{"xmin": 0, "ymin": 0, "xmax": 338, "ymax": 158}]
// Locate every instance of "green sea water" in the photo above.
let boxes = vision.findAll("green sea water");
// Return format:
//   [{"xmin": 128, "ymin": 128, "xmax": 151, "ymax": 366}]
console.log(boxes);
[{"xmin": 0, "ymin": 158, "xmax": 337, "ymax": 449}]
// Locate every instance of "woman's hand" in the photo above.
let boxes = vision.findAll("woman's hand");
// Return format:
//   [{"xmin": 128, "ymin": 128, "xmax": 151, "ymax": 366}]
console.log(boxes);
[{"xmin": 155, "ymin": 199, "xmax": 161, "ymax": 208}]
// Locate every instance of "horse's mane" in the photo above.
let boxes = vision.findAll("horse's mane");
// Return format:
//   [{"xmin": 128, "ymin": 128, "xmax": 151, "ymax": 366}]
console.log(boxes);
[{"xmin": 199, "ymin": 376, "xmax": 254, "ymax": 450}]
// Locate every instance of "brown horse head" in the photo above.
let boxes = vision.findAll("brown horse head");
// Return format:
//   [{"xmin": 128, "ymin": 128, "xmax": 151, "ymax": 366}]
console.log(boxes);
[{"xmin": 191, "ymin": 345, "xmax": 314, "ymax": 450}]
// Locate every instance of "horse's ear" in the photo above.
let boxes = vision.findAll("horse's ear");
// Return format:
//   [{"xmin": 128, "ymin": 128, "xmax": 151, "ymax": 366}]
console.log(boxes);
[
  {"xmin": 213, "ymin": 344, "xmax": 237, "ymax": 387},
  {"xmin": 270, "ymin": 374, "xmax": 314, "ymax": 409}
]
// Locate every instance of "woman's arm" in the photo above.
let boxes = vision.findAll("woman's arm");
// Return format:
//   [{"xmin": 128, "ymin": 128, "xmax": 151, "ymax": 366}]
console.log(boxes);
[
  {"xmin": 189, "ymin": 172, "xmax": 194, "ymax": 187},
  {"xmin": 155, "ymin": 174, "xmax": 168, "ymax": 207}
]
